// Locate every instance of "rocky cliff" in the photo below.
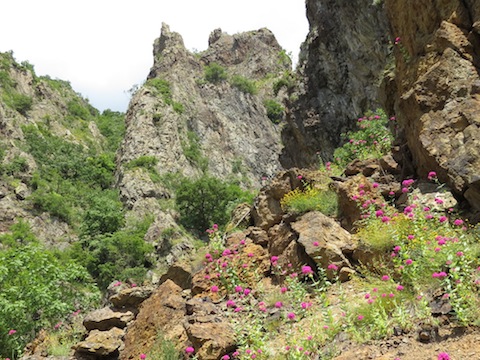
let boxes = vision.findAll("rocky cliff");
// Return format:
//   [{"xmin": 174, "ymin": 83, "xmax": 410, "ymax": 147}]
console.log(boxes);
[
  {"xmin": 116, "ymin": 23, "xmax": 290, "ymax": 216},
  {"xmin": 384, "ymin": 0, "xmax": 480, "ymax": 210},
  {"xmin": 281, "ymin": 0, "xmax": 391, "ymax": 167}
]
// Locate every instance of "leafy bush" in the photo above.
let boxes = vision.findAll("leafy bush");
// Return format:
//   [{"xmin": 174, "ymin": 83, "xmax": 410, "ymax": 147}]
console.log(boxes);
[
  {"xmin": 181, "ymin": 131, "xmax": 208, "ymax": 171},
  {"xmin": 230, "ymin": 75, "xmax": 258, "ymax": 95},
  {"xmin": 67, "ymin": 99, "xmax": 90, "ymax": 119},
  {"xmin": 264, "ymin": 99, "xmax": 284, "ymax": 123},
  {"xmin": 175, "ymin": 175, "xmax": 253, "ymax": 232},
  {"xmin": 94, "ymin": 110, "xmax": 125, "ymax": 152},
  {"xmin": 81, "ymin": 190, "xmax": 124, "ymax": 237},
  {"xmin": 273, "ymin": 70, "xmax": 295, "ymax": 95},
  {"xmin": 70, "ymin": 218, "xmax": 154, "ymax": 289},
  {"xmin": 333, "ymin": 109, "xmax": 393, "ymax": 167},
  {"xmin": 0, "ymin": 238, "xmax": 100, "ymax": 358},
  {"xmin": 11, "ymin": 93, "xmax": 33, "ymax": 115},
  {"xmin": 146, "ymin": 78, "xmax": 184, "ymax": 113},
  {"xmin": 204, "ymin": 62, "xmax": 227, "ymax": 83},
  {"xmin": 126, "ymin": 155, "xmax": 160, "ymax": 182},
  {"xmin": 3, "ymin": 155, "xmax": 28, "ymax": 176}
]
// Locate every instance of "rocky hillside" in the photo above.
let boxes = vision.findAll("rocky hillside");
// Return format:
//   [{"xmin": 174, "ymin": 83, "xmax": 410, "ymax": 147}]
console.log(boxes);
[
  {"xmin": 0, "ymin": 51, "xmax": 120, "ymax": 245},
  {"xmin": 116, "ymin": 23, "xmax": 290, "ymax": 217}
]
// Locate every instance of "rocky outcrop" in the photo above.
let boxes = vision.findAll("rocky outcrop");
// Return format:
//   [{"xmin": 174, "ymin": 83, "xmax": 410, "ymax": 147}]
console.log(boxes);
[
  {"xmin": 384, "ymin": 0, "xmax": 480, "ymax": 210},
  {"xmin": 281, "ymin": 0, "xmax": 391, "ymax": 167},
  {"xmin": 116, "ymin": 23, "xmax": 290, "ymax": 216}
]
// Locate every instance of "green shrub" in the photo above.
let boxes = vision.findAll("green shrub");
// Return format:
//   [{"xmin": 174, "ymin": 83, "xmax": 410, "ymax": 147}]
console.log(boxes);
[
  {"xmin": 11, "ymin": 93, "xmax": 32, "ymax": 115},
  {"xmin": 125, "ymin": 155, "xmax": 160, "ymax": 182},
  {"xmin": 204, "ymin": 63, "xmax": 227, "ymax": 83},
  {"xmin": 94, "ymin": 110, "xmax": 125, "ymax": 152},
  {"xmin": 30, "ymin": 190, "xmax": 74, "ymax": 224},
  {"xmin": 0, "ymin": 240, "xmax": 100, "ymax": 358},
  {"xmin": 264, "ymin": 99, "xmax": 284, "ymax": 123},
  {"xmin": 3, "ymin": 156, "xmax": 28, "ymax": 176},
  {"xmin": 67, "ymin": 100, "xmax": 90, "ymax": 119},
  {"xmin": 231, "ymin": 75, "xmax": 258, "ymax": 95},
  {"xmin": 182, "ymin": 131, "xmax": 208, "ymax": 170},
  {"xmin": 281, "ymin": 184, "xmax": 338, "ymax": 216},
  {"xmin": 333, "ymin": 109, "xmax": 393, "ymax": 167},
  {"xmin": 146, "ymin": 78, "xmax": 184, "ymax": 114},
  {"xmin": 273, "ymin": 70, "xmax": 295, "ymax": 95},
  {"xmin": 175, "ymin": 174, "xmax": 253, "ymax": 232},
  {"xmin": 81, "ymin": 190, "xmax": 124, "ymax": 237},
  {"xmin": 71, "ymin": 218, "xmax": 154, "ymax": 289}
]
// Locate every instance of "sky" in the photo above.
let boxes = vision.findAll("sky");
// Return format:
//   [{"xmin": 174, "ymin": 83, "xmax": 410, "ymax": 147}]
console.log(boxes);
[{"xmin": 1, "ymin": 0, "xmax": 309, "ymax": 112}]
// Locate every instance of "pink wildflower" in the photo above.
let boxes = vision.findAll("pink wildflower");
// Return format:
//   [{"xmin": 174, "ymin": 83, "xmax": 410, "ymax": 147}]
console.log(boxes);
[
  {"xmin": 140, "ymin": 354, "xmax": 147, "ymax": 360},
  {"xmin": 185, "ymin": 346, "xmax": 195, "ymax": 354},
  {"xmin": 275, "ymin": 301, "xmax": 283, "ymax": 308},
  {"xmin": 381, "ymin": 275, "xmax": 390, "ymax": 281},
  {"xmin": 437, "ymin": 352, "xmax": 450, "ymax": 360},
  {"xmin": 301, "ymin": 265, "xmax": 313, "ymax": 275},
  {"xmin": 8, "ymin": 329, "xmax": 16, "ymax": 336},
  {"xmin": 287, "ymin": 312, "xmax": 296, "ymax": 320},
  {"xmin": 327, "ymin": 263, "xmax": 338, "ymax": 271},
  {"xmin": 211, "ymin": 285, "xmax": 219, "ymax": 293},
  {"xmin": 439, "ymin": 216, "xmax": 448, "ymax": 223}
]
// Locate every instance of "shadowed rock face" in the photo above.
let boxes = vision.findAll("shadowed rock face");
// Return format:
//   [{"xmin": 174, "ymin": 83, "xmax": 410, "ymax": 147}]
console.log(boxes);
[
  {"xmin": 281, "ymin": 0, "xmax": 391, "ymax": 167},
  {"xmin": 385, "ymin": 0, "xmax": 480, "ymax": 209}
]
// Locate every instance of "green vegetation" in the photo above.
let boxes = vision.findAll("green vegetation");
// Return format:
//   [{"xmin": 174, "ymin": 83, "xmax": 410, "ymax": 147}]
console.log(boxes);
[
  {"xmin": 146, "ymin": 78, "xmax": 184, "ymax": 114},
  {"xmin": 264, "ymin": 99, "xmax": 284, "ymax": 123},
  {"xmin": 0, "ymin": 222, "xmax": 100, "ymax": 359},
  {"xmin": 181, "ymin": 130, "xmax": 208, "ymax": 171},
  {"xmin": 175, "ymin": 174, "xmax": 253, "ymax": 233},
  {"xmin": 273, "ymin": 70, "xmax": 295, "ymax": 95},
  {"xmin": 333, "ymin": 109, "xmax": 393, "ymax": 167},
  {"xmin": 70, "ymin": 218, "xmax": 154, "ymax": 289},
  {"xmin": 125, "ymin": 155, "xmax": 161, "ymax": 183},
  {"xmin": 281, "ymin": 183, "xmax": 338, "ymax": 217},
  {"xmin": 147, "ymin": 332, "xmax": 182, "ymax": 359},
  {"xmin": 94, "ymin": 110, "xmax": 125, "ymax": 152},
  {"xmin": 230, "ymin": 75, "xmax": 258, "ymax": 95},
  {"xmin": 204, "ymin": 62, "xmax": 228, "ymax": 83}
]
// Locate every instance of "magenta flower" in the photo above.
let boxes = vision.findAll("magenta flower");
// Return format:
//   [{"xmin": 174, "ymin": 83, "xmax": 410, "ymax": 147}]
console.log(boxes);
[
  {"xmin": 287, "ymin": 312, "xmax": 296, "ymax": 320},
  {"xmin": 211, "ymin": 285, "xmax": 219, "ymax": 293},
  {"xmin": 8, "ymin": 329, "xmax": 16, "ymax": 336},
  {"xmin": 428, "ymin": 171, "xmax": 437, "ymax": 180},
  {"xmin": 243, "ymin": 288, "xmax": 251, "ymax": 295},
  {"xmin": 405, "ymin": 259, "xmax": 413, "ymax": 265},
  {"xmin": 454, "ymin": 219, "xmax": 464, "ymax": 226},
  {"xmin": 222, "ymin": 355, "xmax": 230, "ymax": 360},
  {"xmin": 313, "ymin": 241, "xmax": 319, "ymax": 246},
  {"xmin": 185, "ymin": 346, "xmax": 195, "ymax": 354},
  {"xmin": 301, "ymin": 265, "xmax": 313, "ymax": 275},
  {"xmin": 381, "ymin": 216, "xmax": 391, "ymax": 223},
  {"xmin": 357, "ymin": 315, "xmax": 364, "ymax": 320},
  {"xmin": 235, "ymin": 285, "xmax": 243, "ymax": 293},
  {"xmin": 280, "ymin": 286, "xmax": 288, "ymax": 293},
  {"xmin": 327, "ymin": 264, "xmax": 338, "ymax": 271},
  {"xmin": 439, "ymin": 216, "xmax": 448, "ymax": 223},
  {"xmin": 381, "ymin": 275, "xmax": 390, "ymax": 281},
  {"xmin": 275, "ymin": 301, "xmax": 283, "ymax": 308},
  {"xmin": 271, "ymin": 256, "xmax": 279, "ymax": 264},
  {"xmin": 301, "ymin": 301, "xmax": 312, "ymax": 309},
  {"xmin": 226, "ymin": 299, "xmax": 236, "ymax": 308},
  {"xmin": 140, "ymin": 354, "xmax": 147, "ymax": 360},
  {"xmin": 437, "ymin": 352, "xmax": 450, "ymax": 360},
  {"xmin": 396, "ymin": 285, "xmax": 404, "ymax": 291}
]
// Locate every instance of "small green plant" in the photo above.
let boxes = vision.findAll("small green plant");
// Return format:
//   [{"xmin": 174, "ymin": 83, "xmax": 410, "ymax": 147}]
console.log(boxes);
[
  {"xmin": 181, "ymin": 131, "xmax": 208, "ymax": 170},
  {"xmin": 11, "ymin": 93, "xmax": 33, "ymax": 115},
  {"xmin": 273, "ymin": 70, "xmax": 295, "ymax": 95},
  {"xmin": 204, "ymin": 62, "xmax": 228, "ymax": 83},
  {"xmin": 333, "ymin": 109, "xmax": 393, "ymax": 167},
  {"xmin": 67, "ymin": 100, "xmax": 90, "ymax": 119},
  {"xmin": 264, "ymin": 99, "xmax": 284, "ymax": 124},
  {"xmin": 125, "ymin": 155, "xmax": 161, "ymax": 183},
  {"xmin": 230, "ymin": 75, "xmax": 258, "ymax": 95},
  {"xmin": 146, "ymin": 78, "xmax": 184, "ymax": 113},
  {"xmin": 148, "ymin": 331, "xmax": 182, "ymax": 359},
  {"xmin": 281, "ymin": 184, "xmax": 338, "ymax": 217}
]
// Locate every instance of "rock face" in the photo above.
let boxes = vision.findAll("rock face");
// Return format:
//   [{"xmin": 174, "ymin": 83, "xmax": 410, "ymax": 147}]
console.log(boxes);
[
  {"xmin": 116, "ymin": 23, "xmax": 290, "ymax": 216},
  {"xmin": 384, "ymin": 0, "xmax": 480, "ymax": 209},
  {"xmin": 281, "ymin": 0, "xmax": 391, "ymax": 167}
]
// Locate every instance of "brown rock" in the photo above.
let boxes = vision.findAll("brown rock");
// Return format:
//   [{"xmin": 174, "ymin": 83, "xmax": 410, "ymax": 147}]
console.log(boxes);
[
  {"xmin": 74, "ymin": 327, "xmax": 124, "ymax": 357},
  {"xmin": 159, "ymin": 261, "xmax": 193, "ymax": 290},
  {"xmin": 109, "ymin": 286, "xmax": 154, "ymax": 309},
  {"xmin": 385, "ymin": 0, "xmax": 480, "ymax": 210},
  {"xmin": 252, "ymin": 169, "xmax": 303, "ymax": 230},
  {"xmin": 291, "ymin": 211, "xmax": 356, "ymax": 280},
  {"xmin": 185, "ymin": 322, "xmax": 236, "ymax": 360},
  {"xmin": 267, "ymin": 222, "xmax": 297, "ymax": 256},
  {"xmin": 83, "ymin": 307, "xmax": 134, "ymax": 331},
  {"xmin": 119, "ymin": 280, "xmax": 186, "ymax": 360}
]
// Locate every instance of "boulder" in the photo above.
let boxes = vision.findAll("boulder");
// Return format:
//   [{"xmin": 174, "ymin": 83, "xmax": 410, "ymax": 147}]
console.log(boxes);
[
  {"xmin": 109, "ymin": 286, "xmax": 154, "ymax": 309},
  {"xmin": 74, "ymin": 327, "xmax": 124, "ymax": 358},
  {"xmin": 291, "ymin": 211, "xmax": 357, "ymax": 281},
  {"xmin": 119, "ymin": 280, "xmax": 186, "ymax": 360},
  {"xmin": 83, "ymin": 307, "xmax": 134, "ymax": 331},
  {"xmin": 159, "ymin": 261, "xmax": 193, "ymax": 290}
]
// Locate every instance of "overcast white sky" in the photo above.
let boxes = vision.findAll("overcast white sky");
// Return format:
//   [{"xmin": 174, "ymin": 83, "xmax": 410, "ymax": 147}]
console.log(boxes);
[{"xmin": 1, "ymin": 0, "xmax": 309, "ymax": 112}]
